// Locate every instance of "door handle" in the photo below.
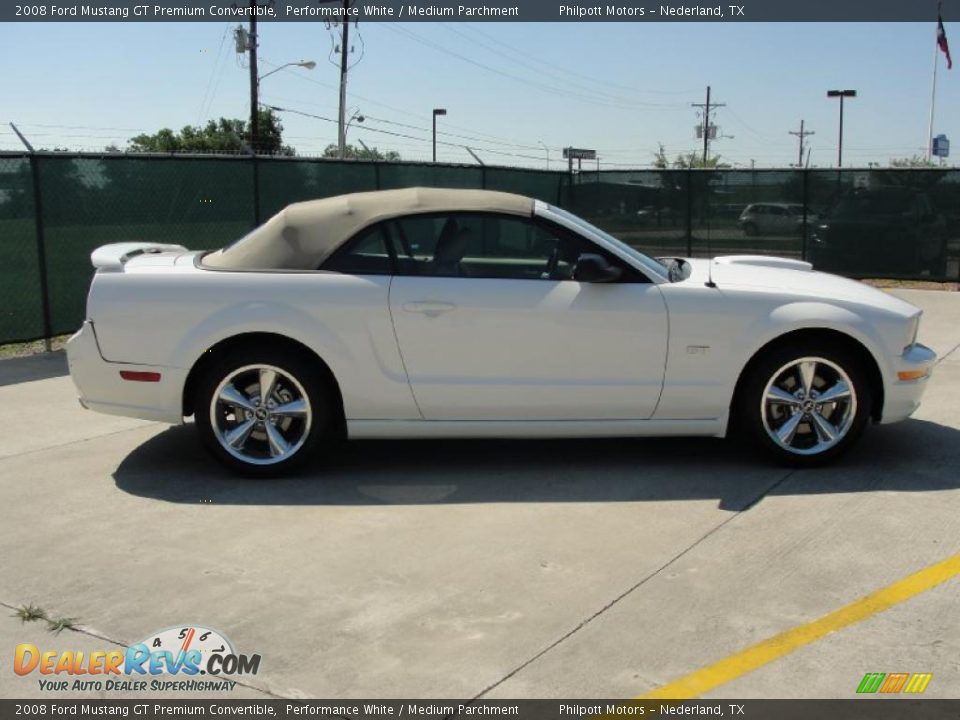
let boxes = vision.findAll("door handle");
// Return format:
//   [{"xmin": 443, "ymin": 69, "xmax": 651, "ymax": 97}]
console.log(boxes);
[{"xmin": 402, "ymin": 301, "xmax": 457, "ymax": 317}]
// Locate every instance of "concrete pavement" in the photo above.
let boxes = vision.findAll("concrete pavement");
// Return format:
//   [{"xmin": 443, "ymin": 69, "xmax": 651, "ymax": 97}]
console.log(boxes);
[{"xmin": 0, "ymin": 289, "xmax": 958, "ymax": 700}]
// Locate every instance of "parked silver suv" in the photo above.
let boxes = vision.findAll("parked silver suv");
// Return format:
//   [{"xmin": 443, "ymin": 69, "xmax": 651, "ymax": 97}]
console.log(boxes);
[{"xmin": 738, "ymin": 202, "xmax": 811, "ymax": 236}]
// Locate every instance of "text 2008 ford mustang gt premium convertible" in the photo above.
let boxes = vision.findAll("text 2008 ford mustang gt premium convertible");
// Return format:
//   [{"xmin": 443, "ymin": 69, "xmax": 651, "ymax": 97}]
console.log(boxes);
[{"xmin": 67, "ymin": 187, "xmax": 936, "ymax": 475}]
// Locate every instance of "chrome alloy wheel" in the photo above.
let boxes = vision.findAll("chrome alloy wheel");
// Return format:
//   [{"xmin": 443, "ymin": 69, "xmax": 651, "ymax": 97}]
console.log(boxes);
[
  {"xmin": 209, "ymin": 364, "xmax": 313, "ymax": 466},
  {"xmin": 761, "ymin": 356, "xmax": 857, "ymax": 456}
]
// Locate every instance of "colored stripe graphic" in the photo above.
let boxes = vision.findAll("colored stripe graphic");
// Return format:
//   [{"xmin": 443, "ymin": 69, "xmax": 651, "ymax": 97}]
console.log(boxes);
[
  {"xmin": 904, "ymin": 674, "xmax": 933, "ymax": 694},
  {"xmin": 879, "ymin": 673, "xmax": 910, "ymax": 693},
  {"xmin": 857, "ymin": 673, "xmax": 886, "ymax": 694}
]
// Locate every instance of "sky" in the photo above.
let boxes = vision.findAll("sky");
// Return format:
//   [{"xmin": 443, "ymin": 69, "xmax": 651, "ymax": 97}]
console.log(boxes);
[{"xmin": 1, "ymin": 20, "xmax": 958, "ymax": 168}]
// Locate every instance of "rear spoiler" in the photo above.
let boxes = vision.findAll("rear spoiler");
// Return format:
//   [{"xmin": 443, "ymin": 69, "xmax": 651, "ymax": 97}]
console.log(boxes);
[{"xmin": 90, "ymin": 242, "xmax": 188, "ymax": 271}]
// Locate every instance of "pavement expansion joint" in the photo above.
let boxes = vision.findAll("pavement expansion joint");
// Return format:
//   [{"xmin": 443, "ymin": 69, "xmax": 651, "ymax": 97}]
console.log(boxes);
[{"xmin": 469, "ymin": 469, "xmax": 797, "ymax": 701}]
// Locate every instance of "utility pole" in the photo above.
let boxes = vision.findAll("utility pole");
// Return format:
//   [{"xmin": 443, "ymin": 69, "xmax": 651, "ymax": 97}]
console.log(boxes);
[
  {"xmin": 789, "ymin": 120, "xmax": 814, "ymax": 167},
  {"xmin": 248, "ymin": 13, "xmax": 259, "ymax": 154},
  {"xmin": 337, "ymin": 0, "xmax": 351, "ymax": 159},
  {"xmin": 692, "ymin": 85, "xmax": 725, "ymax": 165}
]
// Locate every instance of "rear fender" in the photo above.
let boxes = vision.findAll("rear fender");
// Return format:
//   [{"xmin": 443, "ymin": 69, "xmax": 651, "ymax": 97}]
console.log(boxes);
[{"xmin": 170, "ymin": 301, "xmax": 353, "ymax": 380}]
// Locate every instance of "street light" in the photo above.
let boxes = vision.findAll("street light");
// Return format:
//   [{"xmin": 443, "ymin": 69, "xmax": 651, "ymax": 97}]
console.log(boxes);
[
  {"xmin": 826, "ymin": 89, "xmax": 856, "ymax": 167},
  {"xmin": 433, "ymin": 108, "xmax": 447, "ymax": 163},
  {"xmin": 343, "ymin": 109, "xmax": 364, "ymax": 158},
  {"xmin": 258, "ymin": 60, "xmax": 317, "ymax": 84},
  {"xmin": 538, "ymin": 140, "xmax": 549, "ymax": 170},
  {"xmin": 250, "ymin": 60, "xmax": 316, "ymax": 155}
]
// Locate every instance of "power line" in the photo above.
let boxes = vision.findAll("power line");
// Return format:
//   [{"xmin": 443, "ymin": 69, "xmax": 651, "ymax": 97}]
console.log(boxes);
[
  {"xmin": 11, "ymin": 123, "xmax": 147, "ymax": 132},
  {"xmin": 462, "ymin": 23, "xmax": 695, "ymax": 98},
  {"xmin": 267, "ymin": 104, "xmax": 554, "ymax": 163},
  {"xmin": 359, "ymin": 113, "xmax": 552, "ymax": 152},
  {"xmin": 195, "ymin": 23, "xmax": 232, "ymax": 125},
  {"xmin": 436, "ymin": 23, "xmax": 687, "ymax": 109},
  {"xmin": 261, "ymin": 60, "xmax": 625, "ymax": 156},
  {"xmin": 382, "ymin": 24, "xmax": 688, "ymax": 113}
]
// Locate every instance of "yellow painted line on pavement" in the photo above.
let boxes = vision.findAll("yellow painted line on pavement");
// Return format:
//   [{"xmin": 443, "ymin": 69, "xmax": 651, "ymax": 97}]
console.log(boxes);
[{"xmin": 638, "ymin": 552, "xmax": 960, "ymax": 700}]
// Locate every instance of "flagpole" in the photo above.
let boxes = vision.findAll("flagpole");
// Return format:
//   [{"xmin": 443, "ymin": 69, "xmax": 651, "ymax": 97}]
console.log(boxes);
[{"xmin": 928, "ymin": 3, "xmax": 941, "ymax": 162}]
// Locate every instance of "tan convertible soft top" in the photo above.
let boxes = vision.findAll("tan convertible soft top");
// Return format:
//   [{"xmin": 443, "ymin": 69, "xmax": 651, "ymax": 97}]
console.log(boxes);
[{"xmin": 203, "ymin": 187, "xmax": 535, "ymax": 271}]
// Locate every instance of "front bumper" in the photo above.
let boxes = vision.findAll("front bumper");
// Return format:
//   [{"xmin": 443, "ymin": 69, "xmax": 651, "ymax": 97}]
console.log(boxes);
[
  {"xmin": 66, "ymin": 321, "xmax": 186, "ymax": 425},
  {"xmin": 880, "ymin": 342, "xmax": 938, "ymax": 424}
]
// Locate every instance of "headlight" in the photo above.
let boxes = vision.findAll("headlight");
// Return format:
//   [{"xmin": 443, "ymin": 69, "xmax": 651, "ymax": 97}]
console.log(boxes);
[{"xmin": 904, "ymin": 314, "xmax": 921, "ymax": 350}]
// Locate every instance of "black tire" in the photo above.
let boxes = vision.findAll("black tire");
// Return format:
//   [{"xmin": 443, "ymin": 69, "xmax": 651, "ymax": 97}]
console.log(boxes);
[
  {"xmin": 736, "ymin": 340, "xmax": 872, "ymax": 467},
  {"xmin": 742, "ymin": 222, "xmax": 758, "ymax": 237},
  {"xmin": 194, "ymin": 347, "xmax": 332, "ymax": 477}
]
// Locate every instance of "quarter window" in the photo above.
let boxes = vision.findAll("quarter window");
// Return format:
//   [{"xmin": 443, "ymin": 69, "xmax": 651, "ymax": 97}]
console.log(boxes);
[{"xmin": 321, "ymin": 224, "xmax": 393, "ymax": 275}]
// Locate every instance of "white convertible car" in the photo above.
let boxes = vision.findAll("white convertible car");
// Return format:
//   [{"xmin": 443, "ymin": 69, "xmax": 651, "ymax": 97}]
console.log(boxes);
[{"xmin": 67, "ymin": 188, "xmax": 936, "ymax": 475}]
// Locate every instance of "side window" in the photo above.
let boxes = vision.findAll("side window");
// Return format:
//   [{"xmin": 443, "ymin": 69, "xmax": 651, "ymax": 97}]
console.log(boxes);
[
  {"xmin": 321, "ymin": 224, "xmax": 393, "ymax": 275},
  {"xmin": 389, "ymin": 213, "xmax": 642, "ymax": 282}
]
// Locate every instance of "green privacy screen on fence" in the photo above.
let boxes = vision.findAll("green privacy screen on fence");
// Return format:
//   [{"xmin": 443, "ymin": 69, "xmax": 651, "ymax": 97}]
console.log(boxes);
[
  {"xmin": 0, "ymin": 151, "xmax": 958, "ymax": 345},
  {"xmin": 0, "ymin": 156, "xmax": 45, "ymax": 341}
]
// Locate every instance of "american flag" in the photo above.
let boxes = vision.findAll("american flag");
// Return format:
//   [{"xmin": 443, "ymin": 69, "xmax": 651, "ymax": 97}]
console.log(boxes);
[{"xmin": 938, "ymin": 12, "xmax": 953, "ymax": 70}]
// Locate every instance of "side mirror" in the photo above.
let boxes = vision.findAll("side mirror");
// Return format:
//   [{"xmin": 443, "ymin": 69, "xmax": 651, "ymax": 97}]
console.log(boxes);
[{"xmin": 573, "ymin": 253, "xmax": 622, "ymax": 283}]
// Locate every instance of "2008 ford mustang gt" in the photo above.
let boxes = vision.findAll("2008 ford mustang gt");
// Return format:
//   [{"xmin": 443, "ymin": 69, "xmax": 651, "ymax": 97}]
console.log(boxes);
[{"xmin": 67, "ymin": 187, "xmax": 936, "ymax": 475}]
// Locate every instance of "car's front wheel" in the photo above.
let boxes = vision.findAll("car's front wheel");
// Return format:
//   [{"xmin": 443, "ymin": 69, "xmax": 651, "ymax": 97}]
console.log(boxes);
[
  {"xmin": 738, "ymin": 342, "xmax": 871, "ymax": 466},
  {"xmin": 195, "ymin": 349, "xmax": 330, "ymax": 476}
]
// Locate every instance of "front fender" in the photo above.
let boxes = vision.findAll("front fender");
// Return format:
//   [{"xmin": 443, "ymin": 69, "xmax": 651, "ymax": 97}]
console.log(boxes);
[{"xmin": 739, "ymin": 301, "xmax": 893, "ymax": 382}]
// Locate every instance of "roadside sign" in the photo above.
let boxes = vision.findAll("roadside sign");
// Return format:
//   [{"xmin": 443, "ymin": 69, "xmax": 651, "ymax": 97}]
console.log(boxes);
[
  {"xmin": 932, "ymin": 134, "xmax": 950, "ymax": 158},
  {"xmin": 563, "ymin": 147, "xmax": 597, "ymax": 160}
]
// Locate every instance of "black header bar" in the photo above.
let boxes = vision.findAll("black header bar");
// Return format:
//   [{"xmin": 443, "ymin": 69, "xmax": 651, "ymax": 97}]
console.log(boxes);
[{"xmin": 3, "ymin": 0, "xmax": 960, "ymax": 22}]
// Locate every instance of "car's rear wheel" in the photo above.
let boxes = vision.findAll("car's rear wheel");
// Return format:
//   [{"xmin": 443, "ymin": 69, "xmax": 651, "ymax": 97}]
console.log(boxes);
[
  {"xmin": 195, "ymin": 349, "xmax": 330, "ymax": 476},
  {"xmin": 738, "ymin": 342, "xmax": 871, "ymax": 466}
]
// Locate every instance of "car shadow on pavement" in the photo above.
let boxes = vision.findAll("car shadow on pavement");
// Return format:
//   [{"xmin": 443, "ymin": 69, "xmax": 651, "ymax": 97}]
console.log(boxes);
[{"xmin": 112, "ymin": 417, "xmax": 960, "ymax": 512}]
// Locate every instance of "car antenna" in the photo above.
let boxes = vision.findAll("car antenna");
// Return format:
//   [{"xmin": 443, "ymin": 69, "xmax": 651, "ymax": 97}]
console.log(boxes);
[{"xmin": 706, "ymin": 259, "xmax": 718, "ymax": 288}]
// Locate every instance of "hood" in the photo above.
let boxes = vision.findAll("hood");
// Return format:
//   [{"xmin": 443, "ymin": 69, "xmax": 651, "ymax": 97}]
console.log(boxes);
[{"xmin": 681, "ymin": 255, "xmax": 920, "ymax": 318}]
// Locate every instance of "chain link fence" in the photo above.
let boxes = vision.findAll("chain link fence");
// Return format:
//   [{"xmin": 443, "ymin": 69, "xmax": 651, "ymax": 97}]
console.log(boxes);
[{"xmin": 1, "ymin": 152, "xmax": 958, "ymax": 345}]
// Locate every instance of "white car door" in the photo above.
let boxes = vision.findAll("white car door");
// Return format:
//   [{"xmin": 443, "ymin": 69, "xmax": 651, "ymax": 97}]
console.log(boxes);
[{"xmin": 385, "ymin": 212, "xmax": 668, "ymax": 421}]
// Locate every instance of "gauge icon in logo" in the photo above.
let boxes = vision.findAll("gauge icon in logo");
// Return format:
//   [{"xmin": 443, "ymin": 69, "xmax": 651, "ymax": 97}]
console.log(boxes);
[{"xmin": 139, "ymin": 625, "xmax": 234, "ymax": 673}]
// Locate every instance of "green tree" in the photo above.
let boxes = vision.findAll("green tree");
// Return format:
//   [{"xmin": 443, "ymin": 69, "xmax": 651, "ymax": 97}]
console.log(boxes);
[
  {"xmin": 889, "ymin": 154, "xmax": 936, "ymax": 168},
  {"xmin": 653, "ymin": 143, "xmax": 730, "ymax": 169},
  {"xmin": 126, "ymin": 109, "xmax": 294, "ymax": 155},
  {"xmin": 653, "ymin": 143, "xmax": 670, "ymax": 169},
  {"xmin": 322, "ymin": 143, "xmax": 401, "ymax": 161},
  {"xmin": 671, "ymin": 152, "xmax": 730, "ymax": 169}
]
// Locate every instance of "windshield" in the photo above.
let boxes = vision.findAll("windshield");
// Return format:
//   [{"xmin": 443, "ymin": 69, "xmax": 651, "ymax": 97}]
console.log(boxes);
[{"xmin": 545, "ymin": 204, "xmax": 670, "ymax": 281}]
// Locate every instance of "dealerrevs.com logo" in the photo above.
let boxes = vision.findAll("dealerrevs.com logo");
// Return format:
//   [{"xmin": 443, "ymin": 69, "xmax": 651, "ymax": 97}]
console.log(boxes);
[{"xmin": 14, "ymin": 625, "xmax": 261, "ymax": 692}]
